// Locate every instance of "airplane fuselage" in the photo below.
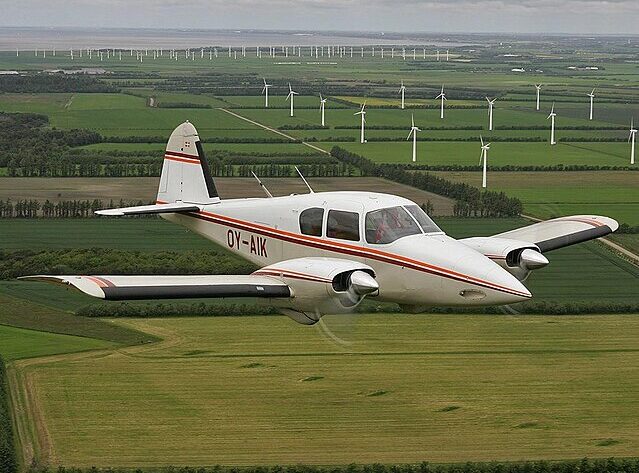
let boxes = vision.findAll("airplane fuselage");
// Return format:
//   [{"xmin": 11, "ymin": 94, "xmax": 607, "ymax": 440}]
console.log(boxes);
[{"xmin": 162, "ymin": 191, "xmax": 532, "ymax": 307}]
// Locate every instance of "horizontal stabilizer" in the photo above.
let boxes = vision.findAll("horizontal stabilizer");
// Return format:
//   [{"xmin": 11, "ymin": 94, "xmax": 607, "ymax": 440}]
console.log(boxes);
[
  {"xmin": 95, "ymin": 202, "xmax": 204, "ymax": 216},
  {"xmin": 19, "ymin": 275, "xmax": 291, "ymax": 300},
  {"xmin": 494, "ymin": 215, "xmax": 618, "ymax": 252}
]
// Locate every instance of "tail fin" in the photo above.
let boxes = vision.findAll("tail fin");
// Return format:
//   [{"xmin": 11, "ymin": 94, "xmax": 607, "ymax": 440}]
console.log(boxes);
[{"xmin": 157, "ymin": 121, "xmax": 219, "ymax": 204}]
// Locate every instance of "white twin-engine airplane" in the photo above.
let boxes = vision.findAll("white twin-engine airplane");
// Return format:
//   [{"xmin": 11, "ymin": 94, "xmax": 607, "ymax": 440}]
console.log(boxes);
[{"xmin": 23, "ymin": 122, "xmax": 619, "ymax": 325}]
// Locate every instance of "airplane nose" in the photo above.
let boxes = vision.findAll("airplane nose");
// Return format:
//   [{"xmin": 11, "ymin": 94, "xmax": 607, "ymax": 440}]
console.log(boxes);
[{"xmin": 482, "ymin": 265, "xmax": 532, "ymax": 304}]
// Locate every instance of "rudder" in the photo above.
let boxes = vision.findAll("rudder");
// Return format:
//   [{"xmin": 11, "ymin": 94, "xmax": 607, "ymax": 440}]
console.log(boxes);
[{"xmin": 157, "ymin": 121, "xmax": 219, "ymax": 204}]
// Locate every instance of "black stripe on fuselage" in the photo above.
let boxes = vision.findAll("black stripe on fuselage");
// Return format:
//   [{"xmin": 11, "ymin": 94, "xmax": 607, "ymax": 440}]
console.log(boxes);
[
  {"xmin": 536, "ymin": 225, "xmax": 612, "ymax": 253},
  {"xmin": 102, "ymin": 284, "xmax": 290, "ymax": 301}
]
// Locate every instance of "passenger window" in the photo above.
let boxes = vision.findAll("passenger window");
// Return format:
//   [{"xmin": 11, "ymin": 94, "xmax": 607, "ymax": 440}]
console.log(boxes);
[
  {"xmin": 327, "ymin": 210, "xmax": 360, "ymax": 241},
  {"xmin": 299, "ymin": 207, "xmax": 324, "ymax": 236},
  {"xmin": 365, "ymin": 206, "xmax": 422, "ymax": 244}
]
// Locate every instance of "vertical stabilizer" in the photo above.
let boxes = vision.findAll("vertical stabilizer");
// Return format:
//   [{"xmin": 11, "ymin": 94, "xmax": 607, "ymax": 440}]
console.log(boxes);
[{"xmin": 157, "ymin": 121, "xmax": 219, "ymax": 204}]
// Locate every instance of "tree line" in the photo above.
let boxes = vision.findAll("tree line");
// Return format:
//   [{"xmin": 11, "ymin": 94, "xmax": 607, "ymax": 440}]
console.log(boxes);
[
  {"xmin": 0, "ymin": 74, "xmax": 117, "ymax": 93},
  {"xmin": 331, "ymin": 146, "xmax": 523, "ymax": 217},
  {"xmin": 0, "ymin": 200, "xmax": 149, "ymax": 218},
  {"xmin": 0, "ymin": 356, "xmax": 17, "ymax": 473},
  {"xmin": 23, "ymin": 458, "xmax": 639, "ymax": 473}
]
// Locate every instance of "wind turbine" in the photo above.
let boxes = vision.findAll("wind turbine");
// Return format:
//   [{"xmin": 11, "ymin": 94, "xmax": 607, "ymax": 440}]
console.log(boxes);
[
  {"xmin": 486, "ymin": 96, "xmax": 496, "ymax": 131},
  {"xmin": 535, "ymin": 84, "xmax": 542, "ymax": 111},
  {"xmin": 407, "ymin": 114, "xmax": 421, "ymax": 162},
  {"xmin": 354, "ymin": 102, "xmax": 367, "ymax": 144},
  {"xmin": 588, "ymin": 88, "xmax": 595, "ymax": 120},
  {"xmin": 629, "ymin": 118, "xmax": 637, "ymax": 165},
  {"xmin": 436, "ymin": 85, "xmax": 447, "ymax": 119},
  {"xmin": 262, "ymin": 78, "xmax": 272, "ymax": 108},
  {"xmin": 319, "ymin": 94, "xmax": 327, "ymax": 127},
  {"xmin": 479, "ymin": 136, "xmax": 490, "ymax": 188},
  {"xmin": 398, "ymin": 81, "xmax": 406, "ymax": 110},
  {"xmin": 547, "ymin": 102, "xmax": 557, "ymax": 145},
  {"xmin": 286, "ymin": 83, "xmax": 299, "ymax": 117}
]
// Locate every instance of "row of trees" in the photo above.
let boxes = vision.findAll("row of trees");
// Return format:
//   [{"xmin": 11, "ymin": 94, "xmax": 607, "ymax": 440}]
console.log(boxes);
[
  {"xmin": 24, "ymin": 458, "xmax": 639, "ymax": 473},
  {"xmin": 0, "ymin": 356, "xmax": 16, "ymax": 473},
  {"xmin": 331, "ymin": 146, "xmax": 523, "ymax": 217},
  {"xmin": 77, "ymin": 302, "xmax": 277, "ymax": 317},
  {"xmin": 0, "ymin": 74, "xmax": 117, "ymax": 93},
  {"xmin": 0, "ymin": 200, "xmax": 150, "ymax": 218}
]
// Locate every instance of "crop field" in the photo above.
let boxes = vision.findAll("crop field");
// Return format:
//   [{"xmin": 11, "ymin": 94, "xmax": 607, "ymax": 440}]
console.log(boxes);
[
  {"xmin": 0, "ymin": 176, "xmax": 455, "ymax": 213},
  {"xmin": 11, "ymin": 314, "xmax": 639, "ymax": 466},
  {"xmin": 429, "ymin": 171, "xmax": 639, "ymax": 225},
  {"xmin": 326, "ymin": 141, "xmax": 634, "ymax": 167}
]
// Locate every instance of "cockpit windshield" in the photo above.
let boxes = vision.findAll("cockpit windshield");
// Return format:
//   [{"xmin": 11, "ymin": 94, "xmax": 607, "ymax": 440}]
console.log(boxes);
[
  {"xmin": 365, "ymin": 206, "xmax": 422, "ymax": 244},
  {"xmin": 405, "ymin": 205, "xmax": 442, "ymax": 234}
]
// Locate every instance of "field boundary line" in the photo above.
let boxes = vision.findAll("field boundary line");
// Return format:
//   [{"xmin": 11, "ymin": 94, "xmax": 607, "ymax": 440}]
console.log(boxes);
[
  {"xmin": 218, "ymin": 108, "xmax": 331, "ymax": 155},
  {"xmin": 521, "ymin": 213, "xmax": 638, "ymax": 265}
]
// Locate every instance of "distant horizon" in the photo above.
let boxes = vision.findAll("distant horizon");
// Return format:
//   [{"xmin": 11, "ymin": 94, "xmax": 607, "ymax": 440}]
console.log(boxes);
[{"xmin": 1, "ymin": 26, "xmax": 639, "ymax": 38}]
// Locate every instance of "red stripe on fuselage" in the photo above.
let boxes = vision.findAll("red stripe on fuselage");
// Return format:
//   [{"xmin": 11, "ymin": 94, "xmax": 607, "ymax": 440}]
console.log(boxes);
[{"xmin": 184, "ymin": 210, "xmax": 530, "ymax": 298}]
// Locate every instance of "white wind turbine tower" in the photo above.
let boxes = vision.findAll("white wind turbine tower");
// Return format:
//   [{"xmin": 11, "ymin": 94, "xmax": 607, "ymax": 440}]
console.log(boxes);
[
  {"xmin": 407, "ymin": 114, "xmax": 421, "ymax": 162},
  {"xmin": 479, "ymin": 136, "xmax": 491, "ymax": 188},
  {"xmin": 262, "ymin": 78, "xmax": 272, "ymax": 108},
  {"xmin": 398, "ymin": 81, "xmax": 406, "ymax": 110},
  {"xmin": 286, "ymin": 83, "xmax": 299, "ymax": 117},
  {"xmin": 319, "ymin": 94, "xmax": 327, "ymax": 127},
  {"xmin": 629, "ymin": 118, "xmax": 637, "ymax": 165},
  {"xmin": 354, "ymin": 102, "xmax": 367, "ymax": 144},
  {"xmin": 486, "ymin": 96, "xmax": 496, "ymax": 131},
  {"xmin": 535, "ymin": 84, "xmax": 542, "ymax": 111},
  {"xmin": 547, "ymin": 102, "xmax": 557, "ymax": 145},
  {"xmin": 587, "ymin": 88, "xmax": 595, "ymax": 120},
  {"xmin": 436, "ymin": 85, "xmax": 447, "ymax": 119}
]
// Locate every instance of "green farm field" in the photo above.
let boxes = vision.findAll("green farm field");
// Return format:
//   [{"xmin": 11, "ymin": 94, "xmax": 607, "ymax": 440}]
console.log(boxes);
[
  {"xmin": 328, "ymin": 141, "xmax": 635, "ymax": 167},
  {"xmin": 429, "ymin": 171, "xmax": 639, "ymax": 225},
  {"xmin": 13, "ymin": 314, "xmax": 639, "ymax": 466},
  {"xmin": 0, "ymin": 323, "xmax": 114, "ymax": 361}
]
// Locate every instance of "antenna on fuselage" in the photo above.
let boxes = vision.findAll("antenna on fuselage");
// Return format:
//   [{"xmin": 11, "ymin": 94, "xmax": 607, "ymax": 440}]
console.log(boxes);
[
  {"xmin": 295, "ymin": 166, "xmax": 314, "ymax": 194},
  {"xmin": 251, "ymin": 171, "xmax": 273, "ymax": 198}
]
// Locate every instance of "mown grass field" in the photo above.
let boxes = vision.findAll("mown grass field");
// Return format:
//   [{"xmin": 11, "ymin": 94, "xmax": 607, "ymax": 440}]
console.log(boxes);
[
  {"xmin": 0, "ymin": 323, "xmax": 114, "ymax": 361},
  {"xmin": 429, "ymin": 171, "xmax": 639, "ymax": 225},
  {"xmin": 17, "ymin": 314, "xmax": 639, "ymax": 466}
]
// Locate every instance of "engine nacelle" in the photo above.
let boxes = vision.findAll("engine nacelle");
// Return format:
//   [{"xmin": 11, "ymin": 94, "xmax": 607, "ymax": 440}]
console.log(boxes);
[
  {"xmin": 460, "ymin": 237, "xmax": 549, "ymax": 281},
  {"xmin": 253, "ymin": 257, "xmax": 378, "ymax": 325}
]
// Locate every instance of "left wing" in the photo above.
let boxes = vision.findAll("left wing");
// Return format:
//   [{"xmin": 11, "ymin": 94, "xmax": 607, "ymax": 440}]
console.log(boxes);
[
  {"xmin": 18, "ymin": 275, "xmax": 290, "ymax": 300},
  {"xmin": 493, "ymin": 215, "xmax": 618, "ymax": 252}
]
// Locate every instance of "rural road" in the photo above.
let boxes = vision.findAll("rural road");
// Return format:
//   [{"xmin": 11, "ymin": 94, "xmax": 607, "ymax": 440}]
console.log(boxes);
[{"xmin": 219, "ymin": 108, "xmax": 331, "ymax": 155}]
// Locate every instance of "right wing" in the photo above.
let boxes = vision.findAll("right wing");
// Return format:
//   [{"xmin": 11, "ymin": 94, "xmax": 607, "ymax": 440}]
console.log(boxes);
[
  {"xmin": 494, "ymin": 215, "xmax": 619, "ymax": 252},
  {"xmin": 19, "ymin": 275, "xmax": 290, "ymax": 300}
]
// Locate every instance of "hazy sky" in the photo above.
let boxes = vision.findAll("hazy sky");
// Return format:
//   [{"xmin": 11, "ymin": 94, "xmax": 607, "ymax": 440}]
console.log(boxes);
[{"xmin": 2, "ymin": 0, "xmax": 639, "ymax": 35}]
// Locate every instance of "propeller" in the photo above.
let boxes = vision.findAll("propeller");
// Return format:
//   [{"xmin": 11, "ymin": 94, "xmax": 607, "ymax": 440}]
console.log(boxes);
[{"xmin": 547, "ymin": 102, "xmax": 556, "ymax": 119}]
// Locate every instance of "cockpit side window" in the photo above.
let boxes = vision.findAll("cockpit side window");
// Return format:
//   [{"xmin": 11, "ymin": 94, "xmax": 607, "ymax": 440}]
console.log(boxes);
[
  {"xmin": 405, "ymin": 205, "xmax": 442, "ymax": 234},
  {"xmin": 365, "ymin": 206, "xmax": 422, "ymax": 244},
  {"xmin": 299, "ymin": 207, "xmax": 324, "ymax": 236},
  {"xmin": 327, "ymin": 210, "xmax": 360, "ymax": 241}
]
